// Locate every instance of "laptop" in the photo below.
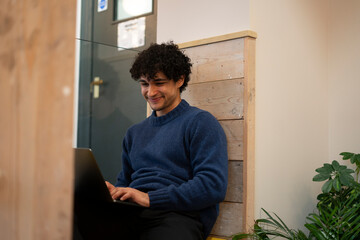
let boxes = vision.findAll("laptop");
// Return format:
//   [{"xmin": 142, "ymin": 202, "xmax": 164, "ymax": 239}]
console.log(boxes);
[{"xmin": 74, "ymin": 147, "xmax": 143, "ymax": 208}]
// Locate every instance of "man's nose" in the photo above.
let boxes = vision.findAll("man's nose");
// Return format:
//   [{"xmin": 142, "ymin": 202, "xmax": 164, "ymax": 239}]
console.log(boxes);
[{"xmin": 148, "ymin": 84, "xmax": 157, "ymax": 97}]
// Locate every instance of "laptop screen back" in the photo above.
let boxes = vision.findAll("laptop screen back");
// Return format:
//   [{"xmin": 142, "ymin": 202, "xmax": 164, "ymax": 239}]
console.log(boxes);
[{"xmin": 74, "ymin": 148, "xmax": 113, "ymax": 203}]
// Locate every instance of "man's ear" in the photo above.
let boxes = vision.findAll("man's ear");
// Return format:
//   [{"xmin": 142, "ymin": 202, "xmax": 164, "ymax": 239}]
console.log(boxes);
[{"xmin": 176, "ymin": 75, "xmax": 185, "ymax": 89}]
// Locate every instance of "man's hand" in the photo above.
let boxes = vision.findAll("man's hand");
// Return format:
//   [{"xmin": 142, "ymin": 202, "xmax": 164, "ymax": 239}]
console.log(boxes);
[
  {"xmin": 105, "ymin": 181, "xmax": 150, "ymax": 207},
  {"xmin": 105, "ymin": 181, "xmax": 116, "ymax": 192}
]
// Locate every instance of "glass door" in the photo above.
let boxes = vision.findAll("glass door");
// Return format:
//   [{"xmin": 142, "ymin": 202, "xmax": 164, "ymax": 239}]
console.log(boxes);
[{"xmin": 76, "ymin": 0, "xmax": 156, "ymax": 183}]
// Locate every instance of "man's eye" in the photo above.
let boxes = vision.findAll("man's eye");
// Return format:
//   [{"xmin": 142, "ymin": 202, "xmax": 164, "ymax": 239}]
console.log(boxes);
[
  {"xmin": 156, "ymin": 82, "xmax": 165, "ymax": 86},
  {"xmin": 140, "ymin": 83, "xmax": 149, "ymax": 87}
]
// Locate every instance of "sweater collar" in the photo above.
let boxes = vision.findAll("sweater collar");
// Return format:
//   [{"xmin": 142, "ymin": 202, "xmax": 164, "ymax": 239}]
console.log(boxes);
[{"xmin": 149, "ymin": 99, "xmax": 190, "ymax": 126}]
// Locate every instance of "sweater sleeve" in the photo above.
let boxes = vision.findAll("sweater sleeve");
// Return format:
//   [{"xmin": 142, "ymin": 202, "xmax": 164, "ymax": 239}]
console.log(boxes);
[
  {"xmin": 115, "ymin": 132, "xmax": 134, "ymax": 187},
  {"xmin": 148, "ymin": 112, "xmax": 228, "ymax": 211}
]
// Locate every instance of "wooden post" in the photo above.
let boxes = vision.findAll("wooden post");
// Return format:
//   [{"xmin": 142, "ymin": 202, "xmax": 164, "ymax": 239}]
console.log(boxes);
[
  {"xmin": 0, "ymin": 1, "xmax": 77, "ymax": 239},
  {"xmin": 243, "ymin": 37, "xmax": 256, "ymax": 232}
]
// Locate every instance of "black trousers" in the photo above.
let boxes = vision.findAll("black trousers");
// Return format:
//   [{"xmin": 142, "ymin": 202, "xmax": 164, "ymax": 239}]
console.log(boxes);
[{"xmin": 73, "ymin": 202, "xmax": 204, "ymax": 240}]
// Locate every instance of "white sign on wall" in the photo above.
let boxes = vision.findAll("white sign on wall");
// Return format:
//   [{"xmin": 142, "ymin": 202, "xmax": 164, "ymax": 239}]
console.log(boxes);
[{"xmin": 117, "ymin": 17, "xmax": 146, "ymax": 51}]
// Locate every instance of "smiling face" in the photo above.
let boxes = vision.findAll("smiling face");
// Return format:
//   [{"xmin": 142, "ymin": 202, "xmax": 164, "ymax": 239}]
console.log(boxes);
[{"xmin": 139, "ymin": 72, "xmax": 184, "ymax": 117}]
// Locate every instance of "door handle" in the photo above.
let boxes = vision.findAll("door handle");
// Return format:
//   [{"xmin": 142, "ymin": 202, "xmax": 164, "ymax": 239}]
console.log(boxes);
[
  {"xmin": 91, "ymin": 77, "xmax": 104, "ymax": 99},
  {"xmin": 91, "ymin": 77, "xmax": 103, "ymax": 86}
]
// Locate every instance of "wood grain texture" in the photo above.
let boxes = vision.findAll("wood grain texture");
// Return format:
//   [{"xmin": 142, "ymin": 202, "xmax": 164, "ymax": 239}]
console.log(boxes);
[
  {"xmin": 178, "ymin": 30, "xmax": 257, "ymax": 49},
  {"xmin": 181, "ymin": 79, "xmax": 244, "ymax": 120},
  {"xmin": 0, "ymin": 1, "xmax": 76, "ymax": 239},
  {"xmin": 183, "ymin": 39, "xmax": 244, "ymax": 84},
  {"xmin": 220, "ymin": 120, "xmax": 244, "ymax": 160},
  {"xmin": 243, "ymin": 37, "xmax": 256, "ymax": 232},
  {"xmin": 211, "ymin": 202, "xmax": 244, "ymax": 237},
  {"xmin": 180, "ymin": 36, "xmax": 256, "ymax": 238},
  {"xmin": 225, "ymin": 161, "xmax": 243, "ymax": 203}
]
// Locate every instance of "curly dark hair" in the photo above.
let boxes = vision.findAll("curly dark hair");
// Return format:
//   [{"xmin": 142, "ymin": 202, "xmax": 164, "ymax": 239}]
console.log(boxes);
[{"xmin": 130, "ymin": 42, "xmax": 192, "ymax": 93}]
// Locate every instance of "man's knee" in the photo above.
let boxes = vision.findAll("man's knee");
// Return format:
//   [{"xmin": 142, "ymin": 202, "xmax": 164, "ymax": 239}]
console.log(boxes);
[{"xmin": 139, "ymin": 211, "xmax": 204, "ymax": 240}]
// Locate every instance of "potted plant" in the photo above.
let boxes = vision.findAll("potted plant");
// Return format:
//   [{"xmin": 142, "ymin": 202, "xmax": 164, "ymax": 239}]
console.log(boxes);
[{"xmin": 232, "ymin": 152, "xmax": 360, "ymax": 240}]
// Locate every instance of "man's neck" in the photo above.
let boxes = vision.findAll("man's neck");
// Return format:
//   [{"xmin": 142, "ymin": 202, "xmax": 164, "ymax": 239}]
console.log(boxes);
[{"xmin": 155, "ymin": 98, "xmax": 182, "ymax": 117}]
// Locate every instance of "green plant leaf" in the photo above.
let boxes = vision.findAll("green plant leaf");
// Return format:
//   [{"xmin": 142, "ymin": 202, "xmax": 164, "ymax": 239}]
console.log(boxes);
[
  {"xmin": 332, "ymin": 177, "xmax": 341, "ymax": 191},
  {"xmin": 332, "ymin": 160, "xmax": 340, "ymax": 170},
  {"xmin": 313, "ymin": 173, "xmax": 330, "ymax": 182},
  {"xmin": 339, "ymin": 165, "xmax": 347, "ymax": 170},
  {"xmin": 322, "ymin": 179, "xmax": 333, "ymax": 193},
  {"xmin": 305, "ymin": 223, "xmax": 327, "ymax": 240},
  {"xmin": 350, "ymin": 154, "xmax": 357, "ymax": 164},
  {"xmin": 295, "ymin": 230, "xmax": 309, "ymax": 240},
  {"xmin": 253, "ymin": 223, "xmax": 271, "ymax": 239},
  {"xmin": 339, "ymin": 174, "xmax": 352, "ymax": 186},
  {"xmin": 323, "ymin": 163, "xmax": 333, "ymax": 172},
  {"xmin": 340, "ymin": 152, "xmax": 354, "ymax": 160},
  {"xmin": 316, "ymin": 192, "xmax": 330, "ymax": 201},
  {"xmin": 354, "ymin": 154, "xmax": 360, "ymax": 167},
  {"xmin": 316, "ymin": 166, "xmax": 332, "ymax": 175},
  {"xmin": 342, "ymin": 168, "xmax": 355, "ymax": 174},
  {"xmin": 244, "ymin": 208, "xmax": 307, "ymax": 240}
]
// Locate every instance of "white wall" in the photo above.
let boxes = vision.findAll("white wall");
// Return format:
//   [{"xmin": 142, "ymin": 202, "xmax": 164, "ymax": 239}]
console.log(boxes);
[
  {"xmin": 250, "ymin": 0, "xmax": 329, "ymax": 230},
  {"xmin": 157, "ymin": 0, "xmax": 250, "ymax": 43},
  {"xmin": 328, "ymin": 0, "xmax": 360, "ymax": 160}
]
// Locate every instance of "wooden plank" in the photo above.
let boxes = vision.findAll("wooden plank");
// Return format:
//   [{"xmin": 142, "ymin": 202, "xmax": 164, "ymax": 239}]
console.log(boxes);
[
  {"xmin": 225, "ymin": 161, "xmax": 243, "ymax": 203},
  {"xmin": 0, "ymin": 1, "xmax": 76, "ymax": 239},
  {"xmin": 211, "ymin": 202, "xmax": 244, "ymax": 237},
  {"xmin": 243, "ymin": 37, "xmax": 256, "ymax": 232},
  {"xmin": 183, "ymin": 39, "xmax": 245, "ymax": 84},
  {"xmin": 182, "ymin": 79, "xmax": 244, "ymax": 120},
  {"xmin": 178, "ymin": 30, "xmax": 257, "ymax": 49},
  {"xmin": 220, "ymin": 120, "xmax": 244, "ymax": 160}
]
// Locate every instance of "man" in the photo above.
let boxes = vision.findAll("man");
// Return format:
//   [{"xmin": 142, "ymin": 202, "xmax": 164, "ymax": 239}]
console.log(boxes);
[
  {"xmin": 74, "ymin": 42, "xmax": 227, "ymax": 240},
  {"xmin": 105, "ymin": 42, "xmax": 228, "ymax": 239}
]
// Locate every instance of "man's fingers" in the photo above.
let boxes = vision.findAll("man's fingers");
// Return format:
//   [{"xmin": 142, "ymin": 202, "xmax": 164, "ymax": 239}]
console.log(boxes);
[
  {"xmin": 110, "ymin": 188, "xmax": 117, "ymax": 197},
  {"xmin": 105, "ymin": 181, "xmax": 115, "ymax": 192},
  {"xmin": 111, "ymin": 187, "xmax": 128, "ymax": 200},
  {"xmin": 120, "ymin": 192, "xmax": 131, "ymax": 201},
  {"xmin": 107, "ymin": 187, "xmax": 149, "ymax": 207},
  {"xmin": 110, "ymin": 188, "xmax": 121, "ymax": 199},
  {"xmin": 111, "ymin": 188, "xmax": 135, "ymax": 201}
]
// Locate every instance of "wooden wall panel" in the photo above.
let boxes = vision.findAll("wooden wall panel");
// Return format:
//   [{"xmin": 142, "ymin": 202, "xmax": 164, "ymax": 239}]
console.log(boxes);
[
  {"xmin": 220, "ymin": 120, "xmax": 244, "ymax": 160},
  {"xmin": 182, "ymin": 79, "xmax": 244, "ymax": 120},
  {"xmin": 183, "ymin": 39, "xmax": 245, "ymax": 84},
  {"xmin": 225, "ymin": 161, "xmax": 243, "ymax": 203},
  {"xmin": 211, "ymin": 202, "xmax": 244, "ymax": 237},
  {"xmin": 0, "ymin": 1, "xmax": 76, "ymax": 239},
  {"xmin": 180, "ymin": 34, "xmax": 255, "ymax": 239}
]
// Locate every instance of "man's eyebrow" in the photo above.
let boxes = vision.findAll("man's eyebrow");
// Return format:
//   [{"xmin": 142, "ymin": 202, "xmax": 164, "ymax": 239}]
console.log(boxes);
[
  {"xmin": 138, "ymin": 78, "xmax": 168, "ymax": 83},
  {"xmin": 152, "ymin": 78, "xmax": 168, "ymax": 82}
]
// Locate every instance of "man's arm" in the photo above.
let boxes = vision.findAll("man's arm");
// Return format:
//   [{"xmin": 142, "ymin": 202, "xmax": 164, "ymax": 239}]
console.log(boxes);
[
  {"xmin": 148, "ymin": 112, "xmax": 228, "ymax": 211},
  {"xmin": 107, "ymin": 129, "xmax": 150, "ymax": 207},
  {"xmin": 114, "ymin": 131, "xmax": 134, "ymax": 188},
  {"xmin": 105, "ymin": 181, "xmax": 150, "ymax": 207}
]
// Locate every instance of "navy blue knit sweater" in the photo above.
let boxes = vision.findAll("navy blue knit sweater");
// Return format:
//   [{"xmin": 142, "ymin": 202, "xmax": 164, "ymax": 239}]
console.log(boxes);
[{"xmin": 116, "ymin": 100, "xmax": 228, "ymax": 237}]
